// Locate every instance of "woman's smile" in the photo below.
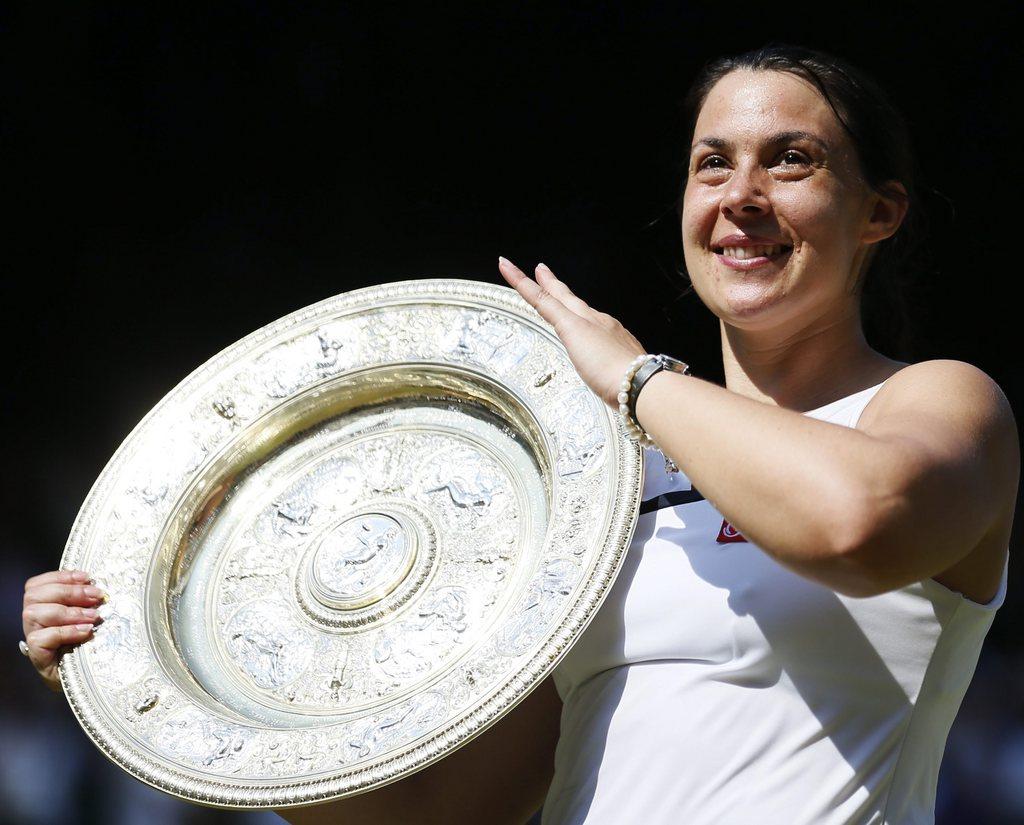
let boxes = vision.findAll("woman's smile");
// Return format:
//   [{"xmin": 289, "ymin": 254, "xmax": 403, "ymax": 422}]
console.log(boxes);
[
  {"xmin": 713, "ymin": 245, "xmax": 793, "ymax": 271},
  {"xmin": 680, "ymin": 68, "xmax": 883, "ymax": 330}
]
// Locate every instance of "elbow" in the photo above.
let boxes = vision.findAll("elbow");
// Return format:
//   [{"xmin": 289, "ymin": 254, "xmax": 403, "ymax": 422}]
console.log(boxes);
[
  {"xmin": 826, "ymin": 479, "xmax": 912, "ymax": 599},
  {"xmin": 826, "ymin": 563, "xmax": 892, "ymax": 599}
]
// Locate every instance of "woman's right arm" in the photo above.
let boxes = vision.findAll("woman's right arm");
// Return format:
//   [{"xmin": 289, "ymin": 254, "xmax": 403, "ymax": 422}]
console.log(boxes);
[
  {"xmin": 276, "ymin": 674, "xmax": 563, "ymax": 825},
  {"xmin": 22, "ymin": 569, "xmax": 105, "ymax": 692},
  {"xmin": 21, "ymin": 568, "xmax": 563, "ymax": 822}
]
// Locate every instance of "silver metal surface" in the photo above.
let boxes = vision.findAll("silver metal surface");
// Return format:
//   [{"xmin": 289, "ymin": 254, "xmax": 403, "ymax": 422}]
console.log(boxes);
[{"xmin": 58, "ymin": 278, "xmax": 643, "ymax": 809}]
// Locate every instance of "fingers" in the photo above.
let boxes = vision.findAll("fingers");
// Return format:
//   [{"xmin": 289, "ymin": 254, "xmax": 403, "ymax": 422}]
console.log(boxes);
[
  {"xmin": 498, "ymin": 257, "xmax": 575, "ymax": 333},
  {"xmin": 22, "ymin": 582, "xmax": 104, "ymax": 654},
  {"xmin": 21, "ymin": 570, "xmax": 100, "ymax": 691},
  {"xmin": 27, "ymin": 622, "xmax": 96, "ymax": 651},
  {"xmin": 25, "ymin": 624, "xmax": 96, "ymax": 673},
  {"xmin": 23, "ymin": 581, "xmax": 105, "ymax": 609},
  {"xmin": 25, "ymin": 622, "xmax": 95, "ymax": 688},
  {"xmin": 22, "ymin": 602, "xmax": 101, "ymax": 633},
  {"xmin": 24, "ymin": 569, "xmax": 92, "ymax": 590},
  {"xmin": 534, "ymin": 263, "xmax": 594, "ymax": 317}
]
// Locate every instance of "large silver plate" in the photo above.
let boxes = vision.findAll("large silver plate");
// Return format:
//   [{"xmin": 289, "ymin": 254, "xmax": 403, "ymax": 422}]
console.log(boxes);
[{"xmin": 58, "ymin": 278, "xmax": 642, "ymax": 809}]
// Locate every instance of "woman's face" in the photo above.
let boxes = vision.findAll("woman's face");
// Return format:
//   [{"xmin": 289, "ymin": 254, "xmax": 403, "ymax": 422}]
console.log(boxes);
[{"xmin": 681, "ymin": 69, "xmax": 884, "ymax": 336}]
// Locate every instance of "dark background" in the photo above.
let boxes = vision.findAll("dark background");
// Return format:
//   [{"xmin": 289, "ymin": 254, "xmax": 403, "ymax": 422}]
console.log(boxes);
[{"xmin": 3, "ymin": 4, "xmax": 1021, "ymax": 823}]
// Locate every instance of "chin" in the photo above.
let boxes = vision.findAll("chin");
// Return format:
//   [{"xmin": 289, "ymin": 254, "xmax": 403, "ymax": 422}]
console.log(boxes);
[{"xmin": 714, "ymin": 281, "xmax": 789, "ymax": 324}]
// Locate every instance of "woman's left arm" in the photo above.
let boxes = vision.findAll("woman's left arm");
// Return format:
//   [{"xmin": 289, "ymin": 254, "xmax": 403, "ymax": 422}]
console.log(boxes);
[
  {"xmin": 635, "ymin": 359, "xmax": 1018, "ymax": 597},
  {"xmin": 498, "ymin": 258, "xmax": 1020, "ymax": 598}
]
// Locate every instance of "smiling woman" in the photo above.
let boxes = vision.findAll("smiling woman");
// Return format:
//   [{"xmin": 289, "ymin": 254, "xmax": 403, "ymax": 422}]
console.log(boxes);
[
  {"xmin": 18, "ymin": 41, "xmax": 1017, "ymax": 825},
  {"xmin": 680, "ymin": 46, "xmax": 928, "ymax": 360},
  {"xmin": 682, "ymin": 72, "xmax": 905, "ymax": 335},
  {"xmin": 497, "ymin": 41, "xmax": 1018, "ymax": 825}
]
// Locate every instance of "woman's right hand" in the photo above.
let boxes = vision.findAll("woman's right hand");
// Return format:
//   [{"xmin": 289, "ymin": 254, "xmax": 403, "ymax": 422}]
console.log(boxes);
[{"xmin": 22, "ymin": 570, "xmax": 105, "ymax": 693}]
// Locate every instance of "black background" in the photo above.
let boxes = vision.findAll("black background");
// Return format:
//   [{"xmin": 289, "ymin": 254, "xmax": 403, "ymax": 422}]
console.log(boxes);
[{"xmin": 4, "ymin": 4, "xmax": 1021, "ymax": 823}]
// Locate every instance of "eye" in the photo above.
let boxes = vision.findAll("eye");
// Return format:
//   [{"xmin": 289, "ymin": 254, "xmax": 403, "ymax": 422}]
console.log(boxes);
[
  {"xmin": 696, "ymin": 155, "xmax": 728, "ymax": 171},
  {"xmin": 777, "ymin": 150, "xmax": 810, "ymax": 167}
]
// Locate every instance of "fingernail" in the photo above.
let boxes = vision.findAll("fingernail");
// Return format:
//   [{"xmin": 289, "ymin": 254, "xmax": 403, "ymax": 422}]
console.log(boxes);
[
  {"xmin": 76, "ymin": 624, "xmax": 94, "ymax": 633},
  {"xmin": 498, "ymin": 256, "xmax": 510, "ymax": 266},
  {"xmin": 82, "ymin": 608, "xmax": 99, "ymax": 619},
  {"xmin": 84, "ymin": 585, "xmax": 104, "ymax": 598},
  {"xmin": 537, "ymin": 262, "xmax": 550, "ymax": 271},
  {"xmin": 72, "ymin": 571, "xmax": 90, "ymax": 582}
]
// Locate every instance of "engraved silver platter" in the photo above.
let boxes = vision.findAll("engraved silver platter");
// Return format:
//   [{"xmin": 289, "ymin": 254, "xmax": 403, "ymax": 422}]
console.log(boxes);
[{"xmin": 58, "ymin": 278, "xmax": 643, "ymax": 809}]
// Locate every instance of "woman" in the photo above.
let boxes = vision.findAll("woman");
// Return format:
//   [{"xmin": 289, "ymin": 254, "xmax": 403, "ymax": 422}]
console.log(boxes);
[{"xmin": 22, "ymin": 44, "xmax": 1019, "ymax": 823}]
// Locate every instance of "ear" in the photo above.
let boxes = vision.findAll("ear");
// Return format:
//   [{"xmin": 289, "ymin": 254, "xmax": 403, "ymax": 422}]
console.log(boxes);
[{"xmin": 862, "ymin": 180, "xmax": 909, "ymax": 245}]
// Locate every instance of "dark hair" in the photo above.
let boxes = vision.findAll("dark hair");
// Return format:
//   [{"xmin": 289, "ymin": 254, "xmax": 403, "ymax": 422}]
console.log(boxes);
[{"xmin": 670, "ymin": 42, "xmax": 938, "ymax": 361}]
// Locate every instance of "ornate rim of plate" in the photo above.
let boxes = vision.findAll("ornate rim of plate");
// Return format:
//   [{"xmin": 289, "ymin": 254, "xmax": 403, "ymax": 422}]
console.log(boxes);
[{"xmin": 58, "ymin": 278, "xmax": 642, "ymax": 809}]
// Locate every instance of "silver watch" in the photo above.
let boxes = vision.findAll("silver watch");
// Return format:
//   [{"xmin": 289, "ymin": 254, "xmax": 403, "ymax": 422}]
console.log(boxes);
[{"xmin": 628, "ymin": 354, "xmax": 691, "ymax": 418}]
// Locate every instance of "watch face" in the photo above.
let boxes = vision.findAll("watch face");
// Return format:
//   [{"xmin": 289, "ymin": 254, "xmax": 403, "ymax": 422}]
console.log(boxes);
[{"xmin": 657, "ymin": 355, "xmax": 690, "ymax": 374}]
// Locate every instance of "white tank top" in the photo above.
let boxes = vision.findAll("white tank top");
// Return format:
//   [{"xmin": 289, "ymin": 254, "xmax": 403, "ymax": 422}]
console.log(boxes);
[{"xmin": 542, "ymin": 381, "xmax": 1009, "ymax": 825}]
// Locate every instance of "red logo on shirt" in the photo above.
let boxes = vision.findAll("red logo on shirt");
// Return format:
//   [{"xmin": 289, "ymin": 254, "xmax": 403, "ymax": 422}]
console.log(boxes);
[{"xmin": 716, "ymin": 518, "xmax": 748, "ymax": 543}]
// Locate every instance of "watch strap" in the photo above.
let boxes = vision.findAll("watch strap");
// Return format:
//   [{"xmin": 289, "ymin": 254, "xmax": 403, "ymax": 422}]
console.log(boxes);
[{"xmin": 628, "ymin": 354, "xmax": 691, "ymax": 422}]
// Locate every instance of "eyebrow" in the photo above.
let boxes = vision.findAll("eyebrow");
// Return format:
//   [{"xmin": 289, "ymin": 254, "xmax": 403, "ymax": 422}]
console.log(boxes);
[{"xmin": 690, "ymin": 130, "xmax": 830, "ymax": 154}]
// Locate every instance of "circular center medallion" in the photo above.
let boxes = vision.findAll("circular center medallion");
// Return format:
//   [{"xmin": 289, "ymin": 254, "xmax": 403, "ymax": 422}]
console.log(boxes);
[{"xmin": 308, "ymin": 513, "xmax": 415, "ymax": 610}]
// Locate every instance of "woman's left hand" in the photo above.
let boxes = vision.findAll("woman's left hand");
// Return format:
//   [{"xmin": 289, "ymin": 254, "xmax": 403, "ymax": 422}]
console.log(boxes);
[{"xmin": 497, "ymin": 257, "xmax": 647, "ymax": 409}]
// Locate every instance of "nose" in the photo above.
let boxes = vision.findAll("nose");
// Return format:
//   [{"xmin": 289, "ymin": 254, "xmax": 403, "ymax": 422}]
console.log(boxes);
[{"xmin": 719, "ymin": 163, "xmax": 770, "ymax": 217}]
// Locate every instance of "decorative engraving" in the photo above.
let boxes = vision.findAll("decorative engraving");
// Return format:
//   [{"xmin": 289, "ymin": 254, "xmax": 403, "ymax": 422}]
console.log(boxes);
[
  {"xmin": 441, "ymin": 309, "xmax": 533, "ymax": 373},
  {"xmin": 134, "ymin": 691, "xmax": 159, "ymax": 715},
  {"xmin": 85, "ymin": 607, "xmax": 148, "ymax": 688},
  {"xmin": 494, "ymin": 559, "xmax": 580, "ymax": 658},
  {"xmin": 533, "ymin": 369, "xmax": 555, "ymax": 387},
  {"xmin": 223, "ymin": 543, "xmax": 289, "ymax": 583},
  {"xmin": 212, "ymin": 398, "xmax": 236, "ymax": 420},
  {"xmin": 548, "ymin": 389, "xmax": 606, "ymax": 477},
  {"xmin": 316, "ymin": 329, "xmax": 345, "ymax": 369},
  {"xmin": 373, "ymin": 586, "xmax": 470, "ymax": 678},
  {"xmin": 310, "ymin": 513, "xmax": 413, "ymax": 609},
  {"xmin": 224, "ymin": 599, "xmax": 317, "ymax": 690},
  {"xmin": 541, "ymin": 558, "xmax": 578, "ymax": 596},
  {"xmin": 347, "ymin": 691, "xmax": 448, "ymax": 761},
  {"xmin": 56, "ymin": 279, "xmax": 640, "ymax": 808},
  {"xmin": 417, "ymin": 444, "xmax": 511, "ymax": 530},
  {"xmin": 273, "ymin": 500, "xmax": 316, "ymax": 538},
  {"xmin": 324, "ymin": 650, "xmax": 353, "ymax": 701},
  {"xmin": 159, "ymin": 708, "xmax": 252, "ymax": 770},
  {"xmin": 134, "ymin": 480, "xmax": 168, "ymax": 505},
  {"xmin": 289, "ymin": 496, "xmax": 442, "ymax": 635},
  {"xmin": 425, "ymin": 469, "xmax": 500, "ymax": 511}
]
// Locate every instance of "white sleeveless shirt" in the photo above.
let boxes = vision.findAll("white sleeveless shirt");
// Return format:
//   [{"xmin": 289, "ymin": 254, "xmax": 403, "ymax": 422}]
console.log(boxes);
[{"xmin": 542, "ymin": 381, "xmax": 1009, "ymax": 825}]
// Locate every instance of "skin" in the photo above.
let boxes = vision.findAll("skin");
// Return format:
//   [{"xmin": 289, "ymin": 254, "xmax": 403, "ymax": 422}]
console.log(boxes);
[
  {"xmin": 682, "ymin": 68, "xmax": 895, "ymax": 404},
  {"xmin": 22, "ymin": 68, "xmax": 1019, "ymax": 821},
  {"xmin": 22, "ymin": 569, "xmax": 105, "ymax": 691},
  {"xmin": 497, "ymin": 69, "xmax": 1017, "ymax": 601}
]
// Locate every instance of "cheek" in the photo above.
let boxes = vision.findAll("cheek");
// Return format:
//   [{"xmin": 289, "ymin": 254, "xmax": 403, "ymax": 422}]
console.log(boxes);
[
  {"xmin": 680, "ymin": 190, "xmax": 718, "ymax": 251},
  {"xmin": 774, "ymin": 186, "xmax": 849, "ymax": 250}
]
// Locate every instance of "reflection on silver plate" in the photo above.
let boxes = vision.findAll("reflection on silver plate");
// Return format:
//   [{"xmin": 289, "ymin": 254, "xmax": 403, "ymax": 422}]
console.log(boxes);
[{"xmin": 58, "ymin": 278, "xmax": 642, "ymax": 809}]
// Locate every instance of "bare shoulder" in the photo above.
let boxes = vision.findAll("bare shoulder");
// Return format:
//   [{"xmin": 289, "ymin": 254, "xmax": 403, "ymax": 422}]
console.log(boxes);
[
  {"xmin": 861, "ymin": 359, "xmax": 1018, "ymax": 447},
  {"xmin": 860, "ymin": 358, "xmax": 1019, "ymax": 528},
  {"xmin": 860, "ymin": 359, "xmax": 1020, "ymax": 535},
  {"xmin": 859, "ymin": 360, "xmax": 1018, "ymax": 602},
  {"xmin": 873, "ymin": 359, "xmax": 1011, "ymax": 405}
]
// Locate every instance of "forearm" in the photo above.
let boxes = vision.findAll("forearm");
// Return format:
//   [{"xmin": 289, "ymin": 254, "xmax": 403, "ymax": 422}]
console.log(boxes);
[
  {"xmin": 275, "ymin": 676, "xmax": 561, "ymax": 824},
  {"xmin": 635, "ymin": 369, "xmax": 898, "ymax": 595}
]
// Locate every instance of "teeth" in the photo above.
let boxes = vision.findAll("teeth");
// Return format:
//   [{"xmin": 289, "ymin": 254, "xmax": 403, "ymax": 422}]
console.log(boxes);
[{"xmin": 721, "ymin": 245, "xmax": 787, "ymax": 259}]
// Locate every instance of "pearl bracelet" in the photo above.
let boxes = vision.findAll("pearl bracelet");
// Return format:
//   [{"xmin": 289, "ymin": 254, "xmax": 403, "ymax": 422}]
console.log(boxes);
[
  {"xmin": 617, "ymin": 354, "xmax": 660, "ymax": 446},
  {"xmin": 617, "ymin": 353, "xmax": 691, "ymax": 473}
]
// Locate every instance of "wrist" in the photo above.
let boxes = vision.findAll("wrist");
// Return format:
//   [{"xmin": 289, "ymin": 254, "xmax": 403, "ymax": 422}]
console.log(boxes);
[
  {"xmin": 616, "ymin": 353, "xmax": 690, "ymax": 447},
  {"xmin": 634, "ymin": 367, "xmax": 674, "ymax": 432},
  {"xmin": 616, "ymin": 354, "xmax": 656, "ymax": 443}
]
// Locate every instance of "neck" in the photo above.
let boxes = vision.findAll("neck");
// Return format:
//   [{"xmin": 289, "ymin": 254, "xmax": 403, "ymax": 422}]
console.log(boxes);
[{"xmin": 720, "ymin": 304, "xmax": 904, "ymax": 412}]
